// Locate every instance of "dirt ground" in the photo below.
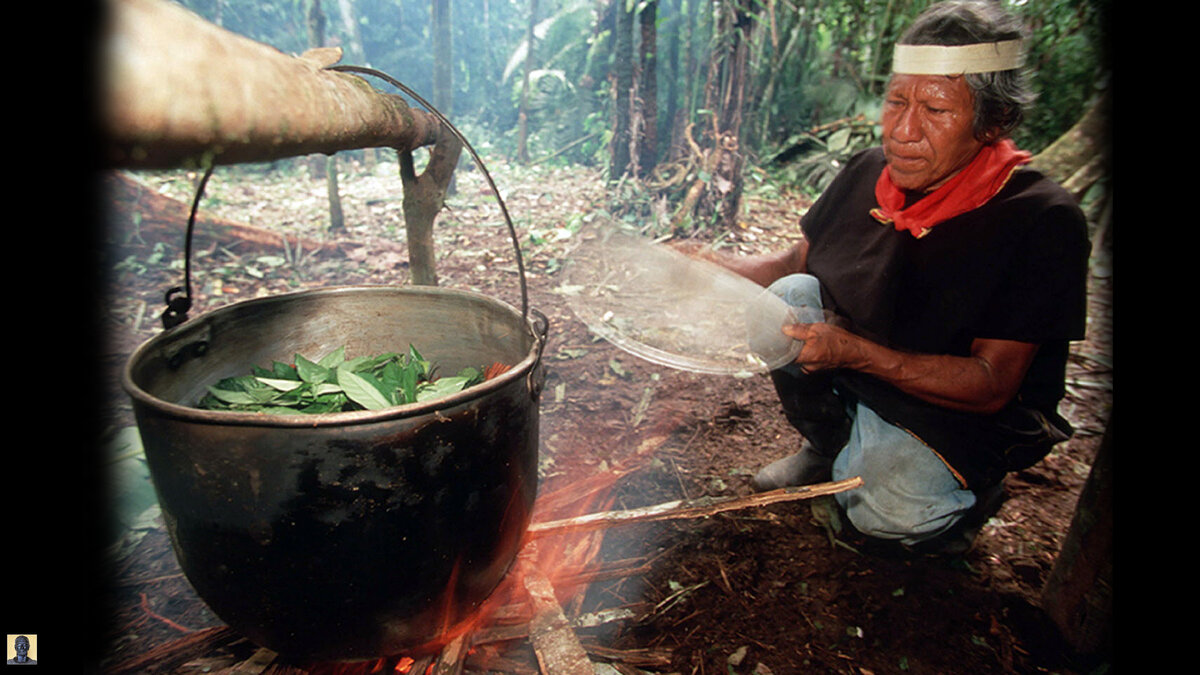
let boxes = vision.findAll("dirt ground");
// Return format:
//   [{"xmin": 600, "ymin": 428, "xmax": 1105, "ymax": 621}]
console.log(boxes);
[{"xmin": 95, "ymin": 154, "xmax": 1113, "ymax": 674}]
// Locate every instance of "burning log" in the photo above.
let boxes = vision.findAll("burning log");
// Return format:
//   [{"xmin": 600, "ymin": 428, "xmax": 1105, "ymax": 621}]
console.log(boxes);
[
  {"xmin": 526, "ymin": 477, "xmax": 864, "ymax": 539},
  {"xmin": 430, "ymin": 635, "xmax": 468, "ymax": 675},
  {"xmin": 521, "ymin": 550, "xmax": 595, "ymax": 675}
]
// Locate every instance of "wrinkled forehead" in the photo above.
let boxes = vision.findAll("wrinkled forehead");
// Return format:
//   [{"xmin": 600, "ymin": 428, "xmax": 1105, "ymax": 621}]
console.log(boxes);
[{"xmin": 884, "ymin": 73, "xmax": 975, "ymax": 104}]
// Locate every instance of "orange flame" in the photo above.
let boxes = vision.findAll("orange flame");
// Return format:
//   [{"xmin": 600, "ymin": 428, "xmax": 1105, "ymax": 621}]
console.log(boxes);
[{"xmin": 304, "ymin": 430, "xmax": 672, "ymax": 674}]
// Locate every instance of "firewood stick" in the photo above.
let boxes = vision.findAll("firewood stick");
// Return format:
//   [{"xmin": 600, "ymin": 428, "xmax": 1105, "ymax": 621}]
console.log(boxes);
[
  {"xmin": 526, "ymin": 477, "xmax": 863, "ymax": 539},
  {"xmin": 522, "ymin": 554, "xmax": 595, "ymax": 675},
  {"xmin": 430, "ymin": 634, "xmax": 467, "ymax": 675},
  {"xmin": 579, "ymin": 642, "xmax": 674, "ymax": 668}
]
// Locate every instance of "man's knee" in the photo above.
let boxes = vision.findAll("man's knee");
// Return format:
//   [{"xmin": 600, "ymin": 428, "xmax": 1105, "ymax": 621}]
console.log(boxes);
[
  {"xmin": 833, "ymin": 406, "xmax": 977, "ymax": 543},
  {"xmin": 838, "ymin": 486, "xmax": 970, "ymax": 543},
  {"xmin": 767, "ymin": 273, "xmax": 822, "ymax": 312}
]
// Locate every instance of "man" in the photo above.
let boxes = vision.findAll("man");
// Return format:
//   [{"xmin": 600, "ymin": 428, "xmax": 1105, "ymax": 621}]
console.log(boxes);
[{"xmin": 706, "ymin": 0, "xmax": 1090, "ymax": 554}]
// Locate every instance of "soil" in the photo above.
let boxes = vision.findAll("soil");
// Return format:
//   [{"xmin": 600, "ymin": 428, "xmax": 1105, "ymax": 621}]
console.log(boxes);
[{"xmin": 94, "ymin": 154, "xmax": 1113, "ymax": 674}]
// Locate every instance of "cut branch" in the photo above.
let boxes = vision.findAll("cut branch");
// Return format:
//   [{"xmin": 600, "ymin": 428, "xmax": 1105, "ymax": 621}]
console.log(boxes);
[
  {"xmin": 103, "ymin": 0, "xmax": 445, "ymax": 169},
  {"xmin": 527, "ymin": 476, "xmax": 863, "ymax": 539},
  {"xmin": 522, "ymin": 549, "xmax": 595, "ymax": 675}
]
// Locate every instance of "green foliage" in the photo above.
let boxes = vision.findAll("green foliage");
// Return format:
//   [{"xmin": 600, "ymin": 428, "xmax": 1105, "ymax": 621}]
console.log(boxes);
[
  {"xmin": 170, "ymin": 0, "xmax": 1107, "ymax": 192},
  {"xmin": 1009, "ymin": 0, "xmax": 1110, "ymax": 154},
  {"xmin": 198, "ymin": 345, "xmax": 486, "ymax": 414},
  {"xmin": 757, "ymin": 0, "xmax": 1109, "ymax": 177}
]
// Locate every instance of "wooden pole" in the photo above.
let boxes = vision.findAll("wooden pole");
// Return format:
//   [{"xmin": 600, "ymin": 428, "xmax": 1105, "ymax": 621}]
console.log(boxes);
[{"xmin": 102, "ymin": 0, "xmax": 447, "ymax": 169}]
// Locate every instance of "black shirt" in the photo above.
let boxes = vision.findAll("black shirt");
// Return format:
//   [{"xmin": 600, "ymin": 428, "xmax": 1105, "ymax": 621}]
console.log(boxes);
[{"xmin": 801, "ymin": 147, "xmax": 1089, "ymax": 488}]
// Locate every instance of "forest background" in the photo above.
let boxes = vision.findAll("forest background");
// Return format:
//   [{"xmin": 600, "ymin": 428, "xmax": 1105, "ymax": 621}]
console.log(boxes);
[{"xmin": 164, "ymin": 0, "xmax": 1110, "ymax": 232}]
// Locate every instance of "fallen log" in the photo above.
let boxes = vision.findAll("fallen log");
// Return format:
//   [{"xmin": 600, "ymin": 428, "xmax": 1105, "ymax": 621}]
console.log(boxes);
[
  {"xmin": 105, "ymin": 172, "xmax": 340, "ymax": 256},
  {"xmin": 527, "ymin": 476, "xmax": 864, "ymax": 539}
]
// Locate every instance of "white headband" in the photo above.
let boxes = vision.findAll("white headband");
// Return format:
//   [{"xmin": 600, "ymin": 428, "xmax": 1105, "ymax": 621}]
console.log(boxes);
[{"xmin": 892, "ymin": 39, "xmax": 1024, "ymax": 75}]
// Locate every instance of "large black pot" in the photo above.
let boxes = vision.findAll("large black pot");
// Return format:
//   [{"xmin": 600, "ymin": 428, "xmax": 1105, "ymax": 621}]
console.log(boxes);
[{"xmin": 123, "ymin": 285, "xmax": 545, "ymax": 662}]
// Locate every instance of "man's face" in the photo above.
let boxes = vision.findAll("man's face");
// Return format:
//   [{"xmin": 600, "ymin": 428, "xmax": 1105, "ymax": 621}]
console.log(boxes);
[
  {"xmin": 14, "ymin": 638, "xmax": 28, "ymax": 656},
  {"xmin": 880, "ymin": 74, "xmax": 984, "ymax": 192}
]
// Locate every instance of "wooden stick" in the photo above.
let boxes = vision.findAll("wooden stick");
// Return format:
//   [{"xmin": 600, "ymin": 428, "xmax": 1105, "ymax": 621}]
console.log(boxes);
[
  {"xmin": 522, "ymin": 554, "xmax": 595, "ymax": 675},
  {"xmin": 430, "ymin": 634, "xmax": 468, "ymax": 675},
  {"xmin": 580, "ymin": 642, "xmax": 674, "ymax": 669},
  {"xmin": 527, "ymin": 477, "xmax": 863, "ymax": 539}
]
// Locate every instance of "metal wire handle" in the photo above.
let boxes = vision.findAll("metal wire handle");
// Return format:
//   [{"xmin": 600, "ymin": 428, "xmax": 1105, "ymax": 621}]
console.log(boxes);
[
  {"xmin": 328, "ymin": 64, "xmax": 531, "ymax": 321},
  {"xmin": 162, "ymin": 66, "xmax": 532, "ymax": 328},
  {"xmin": 161, "ymin": 164, "xmax": 214, "ymax": 329}
]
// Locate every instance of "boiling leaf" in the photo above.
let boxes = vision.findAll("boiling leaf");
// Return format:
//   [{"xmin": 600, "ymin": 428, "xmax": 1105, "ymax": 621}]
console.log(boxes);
[
  {"xmin": 415, "ymin": 375, "xmax": 472, "ymax": 402},
  {"xmin": 337, "ymin": 367, "xmax": 395, "ymax": 410},
  {"xmin": 317, "ymin": 345, "xmax": 347, "ymax": 368},
  {"xmin": 256, "ymin": 377, "xmax": 305, "ymax": 391},
  {"xmin": 197, "ymin": 345, "xmax": 501, "ymax": 415},
  {"xmin": 295, "ymin": 354, "xmax": 332, "ymax": 384}
]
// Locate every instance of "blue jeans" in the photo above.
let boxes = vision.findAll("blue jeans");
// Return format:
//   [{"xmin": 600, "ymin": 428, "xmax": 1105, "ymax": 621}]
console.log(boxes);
[{"xmin": 766, "ymin": 274, "xmax": 977, "ymax": 544}]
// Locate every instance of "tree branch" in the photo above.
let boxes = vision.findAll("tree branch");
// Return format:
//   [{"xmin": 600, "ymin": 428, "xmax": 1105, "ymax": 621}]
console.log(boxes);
[{"xmin": 102, "ymin": 0, "xmax": 443, "ymax": 169}]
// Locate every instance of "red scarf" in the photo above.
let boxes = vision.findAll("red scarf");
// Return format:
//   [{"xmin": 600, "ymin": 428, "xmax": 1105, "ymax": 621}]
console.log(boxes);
[{"xmin": 871, "ymin": 139, "xmax": 1032, "ymax": 238}]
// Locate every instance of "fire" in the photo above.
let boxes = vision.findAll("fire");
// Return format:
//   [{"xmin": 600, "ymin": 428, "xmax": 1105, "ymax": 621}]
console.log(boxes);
[{"xmin": 303, "ymin": 431, "xmax": 668, "ymax": 674}]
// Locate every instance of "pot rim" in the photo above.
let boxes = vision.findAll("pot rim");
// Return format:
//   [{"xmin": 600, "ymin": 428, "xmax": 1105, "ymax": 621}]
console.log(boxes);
[{"xmin": 122, "ymin": 284, "xmax": 546, "ymax": 429}]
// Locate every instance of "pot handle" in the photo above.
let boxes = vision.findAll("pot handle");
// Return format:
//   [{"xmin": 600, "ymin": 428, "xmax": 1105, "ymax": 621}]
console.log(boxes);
[
  {"xmin": 159, "ymin": 163, "xmax": 215, "ymax": 329},
  {"xmin": 527, "ymin": 308, "xmax": 549, "ymax": 400},
  {"xmin": 160, "ymin": 67, "xmax": 536, "ymax": 330},
  {"xmin": 328, "ymin": 64, "xmax": 532, "ymax": 323}
]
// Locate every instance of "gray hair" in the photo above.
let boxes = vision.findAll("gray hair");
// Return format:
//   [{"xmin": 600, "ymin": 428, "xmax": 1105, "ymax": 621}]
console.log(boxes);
[{"xmin": 898, "ymin": 0, "xmax": 1036, "ymax": 140}]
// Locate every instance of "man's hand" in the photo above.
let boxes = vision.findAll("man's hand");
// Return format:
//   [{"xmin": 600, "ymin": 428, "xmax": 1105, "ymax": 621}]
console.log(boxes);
[
  {"xmin": 781, "ymin": 322, "xmax": 1038, "ymax": 415},
  {"xmin": 782, "ymin": 322, "xmax": 871, "ymax": 371}
]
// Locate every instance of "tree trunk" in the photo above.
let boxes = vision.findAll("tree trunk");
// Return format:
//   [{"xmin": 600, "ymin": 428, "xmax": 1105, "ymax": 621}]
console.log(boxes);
[
  {"xmin": 432, "ymin": 0, "xmax": 457, "ymax": 194},
  {"xmin": 336, "ymin": 0, "xmax": 367, "ymax": 64},
  {"xmin": 306, "ymin": 0, "xmax": 330, "ymax": 180},
  {"xmin": 638, "ymin": 1, "xmax": 659, "ymax": 176},
  {"xmin": 610, "ymin": 0, "xmax": 635, "ymax": 181},
  {"xmin": 663, "ymin": 0, "xmax": 682, "ymax": 159},
  {"xmin": 432, "ymin": 0, "xmax": 453, "ymax": 117},
  {"xmin": 673, "ymin": 0, "xmax": 755, "ymax": 230},
  {"xmin": 1041, "ymin": 414, "xmax": 1113, "ymax": 659},
  {"xmin": 307, "ymin": 0, "xmax": 345, "ymax": 232},
  {"xmin": 326, "ymin": 159, "xmax": 345, "ymax": 232},
  {"xmin": 103, "ymin": 0, "xmax": 445, "ymax": 169},
  {"xmin": 517, "ymin": 0, "xmax": 539, "ymax": 165},
  {"xmin": 1030, "ymin": 89, "xmax": 1112, "ymax": 199},
  {"xmin": 400, "ymin": 133, "xmax": 463, "ymax": 286}
]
